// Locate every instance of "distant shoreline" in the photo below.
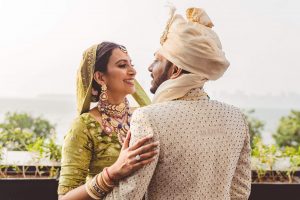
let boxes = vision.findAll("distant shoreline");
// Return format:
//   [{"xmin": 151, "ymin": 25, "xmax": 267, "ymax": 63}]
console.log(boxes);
[{"xmin": 0, "ymin": 96, "xmax": 299, "ymax": 145}]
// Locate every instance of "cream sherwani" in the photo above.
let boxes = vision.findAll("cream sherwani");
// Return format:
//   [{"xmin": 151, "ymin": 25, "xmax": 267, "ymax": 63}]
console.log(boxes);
[{"xmin": 105, "ymin": 89, "xmax": 251, "ymax": 200}]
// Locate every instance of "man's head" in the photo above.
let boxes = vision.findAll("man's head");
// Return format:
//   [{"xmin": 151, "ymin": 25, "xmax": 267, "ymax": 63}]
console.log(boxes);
[
  {"xmin": 150, "ymin": 7, "xmax": 230, "ymax": 103},
  {"xmin": 148, "ymin": 53, "xmax": 184, "ymax": 94}
]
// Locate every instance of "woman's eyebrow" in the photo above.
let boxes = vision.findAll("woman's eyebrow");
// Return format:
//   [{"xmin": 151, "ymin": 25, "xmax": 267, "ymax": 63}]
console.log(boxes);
[{"xmin": 115, "ymin": 59, "xmax": 128, "ymax": 64}]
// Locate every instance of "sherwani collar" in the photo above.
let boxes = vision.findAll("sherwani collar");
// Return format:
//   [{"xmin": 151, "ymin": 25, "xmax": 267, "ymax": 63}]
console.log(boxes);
[{"xmin": 176, "ymin": 88, "xmax": 208, "ymax": 101}]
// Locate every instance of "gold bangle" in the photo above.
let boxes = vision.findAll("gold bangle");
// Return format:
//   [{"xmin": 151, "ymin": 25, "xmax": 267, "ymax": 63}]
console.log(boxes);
[
  {"xmin": 102, "ymin": 170, "xmax": 115, "ymax": 188},
  {"xmin": 85, "ymin": 181, "xmax": 100, "ymax": 200},
  {"xmin": 98, "ymin": 173, "xmax": 112, "ymax": 192},
  {"xmin": 89, "ymin": 176, "xmax": 103, "ymax": 198},
  {"xmin": 87, "ymin": 174, "xmax": 108, "ymax": 198},
  {"xmin": 94, "ymin": 174, "xmax": 109, "ymax": 197},
  {"xmin": 103, "ymin": 167, "xmax": 116, "ymax": 187}
]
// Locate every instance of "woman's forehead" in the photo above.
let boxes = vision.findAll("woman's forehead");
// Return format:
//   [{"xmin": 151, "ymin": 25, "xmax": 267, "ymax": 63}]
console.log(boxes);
[{"xmin": 110, "ymin": 48, "xmax": 131, "ymax": 62}]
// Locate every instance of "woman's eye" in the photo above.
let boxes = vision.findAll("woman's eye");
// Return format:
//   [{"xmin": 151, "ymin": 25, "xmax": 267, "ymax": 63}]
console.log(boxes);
[{"xmin": 119, "ymin": 64, "xmax": 126, "ymax": 68}]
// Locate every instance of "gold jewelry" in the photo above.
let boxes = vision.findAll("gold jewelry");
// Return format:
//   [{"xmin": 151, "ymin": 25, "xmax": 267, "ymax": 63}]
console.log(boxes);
[
  {"xmin": 104, "ymin": 167, "xmax": 116, "ymax": 185},
  {"xmin": 97, "ymin": 172, "xmax": 114, "ymax": 194},
  {"xmin": 85, "ymin": 175, "xmax": 102, "ymax": 199},
  {"xmin": 97, "ymin": 97, "xmax": 131, "ymax": 144},
  {"xmin": 100, "ymin": 84, "xmax": 108, "ymax": 101},
  {"xmin": 98, "ymin": 172, "xmax": 113, "ymax": 191},
  {"xmin": 85, "ymin": 173, "xmax": 113, "ymax": 199},
  {"xmin": 119, "ymin": 45, "xmax": 127, "ymax": 53}
]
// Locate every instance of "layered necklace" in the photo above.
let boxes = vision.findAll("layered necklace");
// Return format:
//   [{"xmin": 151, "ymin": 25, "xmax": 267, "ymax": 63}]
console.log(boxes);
[{"xmin": 97, "ymin": 98, "xmax": 132, "ymax": 144}]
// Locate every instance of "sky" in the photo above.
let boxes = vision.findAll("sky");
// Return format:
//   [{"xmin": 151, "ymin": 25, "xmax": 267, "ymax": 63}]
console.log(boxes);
[{"xmin": 0, "ymin": 0, "xmax": 299, "ymax": 99}]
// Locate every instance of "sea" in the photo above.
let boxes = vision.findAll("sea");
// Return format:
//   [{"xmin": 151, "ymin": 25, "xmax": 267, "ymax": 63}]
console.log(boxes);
[{"xmin": 0, "ymin": 95, "xmax": 298, "ymax": 145}]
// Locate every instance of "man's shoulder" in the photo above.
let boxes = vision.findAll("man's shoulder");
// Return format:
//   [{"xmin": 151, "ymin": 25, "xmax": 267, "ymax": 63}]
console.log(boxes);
[
  {"xmin": 209, "ymin": 99, "xmax": 245, "ymax": 120},
  {"xmin": 133, "ymin": 99, "xmax": 244, "ymax": 119},
  {"xmin": 132, "ymin": 101, "xmax": 176, "ymax": 121},
  {"xmin": 210, "ymin": 99, "xmax": 242, "ymax": 111},
  {"xmin": 133, "ymin": 102, "xmax": 166, "ymax": 115}
]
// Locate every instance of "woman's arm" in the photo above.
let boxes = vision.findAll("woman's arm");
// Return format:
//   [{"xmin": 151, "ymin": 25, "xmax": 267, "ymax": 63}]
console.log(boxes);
[
  {"xmin": 59, "ymin": 185, "xmax": 92, "ymax": 200},
  {"xmin": 59, "ymin": 132, "xmax": 158, "ymax": 200},
  {"xmin": 58, "ymin": 117, "xmax": 93, "ymax": 197}
]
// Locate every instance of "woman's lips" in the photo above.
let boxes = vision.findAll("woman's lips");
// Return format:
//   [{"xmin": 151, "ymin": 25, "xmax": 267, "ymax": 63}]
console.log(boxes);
[{"xmin": 124, "ymin": 79, "xmax": 135, "ymax": 86}]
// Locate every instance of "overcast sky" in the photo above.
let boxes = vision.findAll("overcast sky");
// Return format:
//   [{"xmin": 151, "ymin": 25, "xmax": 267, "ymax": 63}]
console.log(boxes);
[{"xmin": 0, "ymin": 0, "xmax": 299, "ymax": 98}]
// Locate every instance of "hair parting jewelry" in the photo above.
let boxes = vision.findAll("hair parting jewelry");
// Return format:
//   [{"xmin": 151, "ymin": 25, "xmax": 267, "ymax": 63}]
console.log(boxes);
[{"xmin": 119, "ymin": 45, "xmax": 127, "ymax": 53}]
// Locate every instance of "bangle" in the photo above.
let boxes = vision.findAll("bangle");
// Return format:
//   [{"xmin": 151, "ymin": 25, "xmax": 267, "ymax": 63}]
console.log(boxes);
[
  {"xmin": 85, "ymin": 182, "xmax": 100, "ymax": 200},
  {"xmin": 98, "ymin": 172, "xmax": 114, "ymax": 191},
  {"xmin": 85, "ymin": 173, "xmax": 108, "ymax": 199},
  {"xmin": 104, "ymin": 167, "xmax": 116, "ymax": 185}
]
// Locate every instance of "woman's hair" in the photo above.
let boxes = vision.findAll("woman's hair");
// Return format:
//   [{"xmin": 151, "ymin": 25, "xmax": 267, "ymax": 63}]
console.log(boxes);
[{"xmin": 91, "ymin": 42, "xmax": 124, "ymax": 102}]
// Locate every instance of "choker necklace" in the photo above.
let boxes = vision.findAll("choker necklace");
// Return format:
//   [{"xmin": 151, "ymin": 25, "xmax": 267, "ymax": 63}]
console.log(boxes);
[
  {"xmin": 98, "ymin": 98, "xmax": 128, "ymax": 118},
  {"xmin": 97, "ymin": 98, "xmax": 132, "ymax": 144}
]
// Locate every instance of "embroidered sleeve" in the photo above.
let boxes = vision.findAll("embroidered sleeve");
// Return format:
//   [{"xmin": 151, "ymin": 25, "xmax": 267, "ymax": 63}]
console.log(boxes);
[{"xmin": 57, "ymin": 117, "xmax": 93, "ymax": 195}]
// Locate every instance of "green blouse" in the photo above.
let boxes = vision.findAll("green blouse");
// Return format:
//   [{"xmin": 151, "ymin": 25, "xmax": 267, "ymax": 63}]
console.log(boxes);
[{"xmin": 57, "ymin": 113, "xmax": 121, "ymax": 195}]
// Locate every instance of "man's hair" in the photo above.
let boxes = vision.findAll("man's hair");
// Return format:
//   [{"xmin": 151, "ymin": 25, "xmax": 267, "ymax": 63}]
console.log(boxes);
[{"xmin": 166, "ymin": 60, "xmax": 190, "ymax": 74}]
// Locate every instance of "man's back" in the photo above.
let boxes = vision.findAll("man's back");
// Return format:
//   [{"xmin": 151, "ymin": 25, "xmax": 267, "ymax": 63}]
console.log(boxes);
[
  {"xmin": 137, "ymin": 90, "xmax": 251, "ymax": 200},
  {"xmin": 108, "ymin": 89, "xmax": 251, "ymax": 200}
]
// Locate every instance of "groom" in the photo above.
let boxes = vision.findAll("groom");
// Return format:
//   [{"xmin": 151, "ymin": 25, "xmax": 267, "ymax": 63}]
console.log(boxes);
[{"xmin": 106, "ymin": 7, "xmax": 251, "ymax": 200}]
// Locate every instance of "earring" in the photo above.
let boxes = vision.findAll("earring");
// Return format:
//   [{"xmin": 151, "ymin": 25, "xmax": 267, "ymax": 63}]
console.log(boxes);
[{"xmin": 100, "ymin": 84, "xmax": 108, "ymax": 101}]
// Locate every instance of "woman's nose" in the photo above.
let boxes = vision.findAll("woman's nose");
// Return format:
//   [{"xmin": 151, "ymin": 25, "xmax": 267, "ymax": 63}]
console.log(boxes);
[{"xmin": 128, "ymin": 65, "xmax": 136, "ymax": 76}]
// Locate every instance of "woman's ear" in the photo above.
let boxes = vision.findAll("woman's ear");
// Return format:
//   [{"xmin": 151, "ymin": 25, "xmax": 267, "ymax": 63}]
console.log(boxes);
[
  {"xmin": 170, "ymin": 65, "xmax": 183, "ymax": 79},
  {"xmin": 94, "ymin": 71, "xmax": 106, "ymax": 86}
]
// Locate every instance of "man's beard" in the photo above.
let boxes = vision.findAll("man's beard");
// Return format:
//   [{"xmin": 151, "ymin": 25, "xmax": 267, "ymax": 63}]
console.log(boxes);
[
  {"xmin": 150, "ymin": 72, "xmax": 169, "ymax": 94},
  {"xmin": 150, "ymin": 61, "xmax": 173, "ymax": 94}
]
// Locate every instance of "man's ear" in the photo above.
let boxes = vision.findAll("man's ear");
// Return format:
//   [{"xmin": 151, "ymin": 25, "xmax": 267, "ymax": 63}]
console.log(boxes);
[
  {"xmin": 170, "ymin": 65, "xmax": 183, "ymax": 79},
  {"xmin": 94, "ymin": 71, "xmax": 106, "ymax": 85}
]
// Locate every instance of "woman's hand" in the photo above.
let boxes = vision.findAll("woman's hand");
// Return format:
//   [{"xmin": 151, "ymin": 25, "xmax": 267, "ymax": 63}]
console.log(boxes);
[{"xmin": 107, "ymin": 131, "xmax": 159, "ymax": 182}]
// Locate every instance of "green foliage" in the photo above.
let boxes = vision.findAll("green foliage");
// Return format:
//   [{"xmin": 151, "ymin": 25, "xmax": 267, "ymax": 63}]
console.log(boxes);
[
  {"xmin": 0, "ymin": 145, "xmax": 2, "ymax": 161},
  {"xmin": 273, "ymin": 110, "xmax": 300, "ymax": 148},
  {"xmin": 243, "ymin": 109, "xmax": 265, "ymax": 148},
  {"xmin": 0, "ymin": 112, "xmax": 56, "ymax": 151},
  {"xmin": 0, "ymin": 112, "xmax": 61, "ymax": 161},
  {"xmin": 44, "ymin": 138, "xmax": 62, "ymax": 162},
  {"xmin": 252, "ymin": 136, "xmax": 277, "ymax": 169},
  {"xmin": 26, "ymin": 138, "xmax": 45, "ymax": 156},
  {"xmin": 252, "ymin": 136, "xmax": 300, "ymax": 183}
]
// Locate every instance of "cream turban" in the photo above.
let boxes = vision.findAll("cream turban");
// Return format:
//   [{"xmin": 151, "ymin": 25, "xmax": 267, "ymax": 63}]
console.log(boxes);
[{"xmin": 152, "ymin": 7, "xmax": 230, "ymax": 103}]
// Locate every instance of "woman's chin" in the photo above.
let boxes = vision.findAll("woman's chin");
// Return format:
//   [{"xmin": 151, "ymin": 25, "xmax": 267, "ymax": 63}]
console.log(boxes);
[
  {"xmin": 121, "ymin": 88, "xmax": 136, "ymax": 96},
  {"xmin": 128, "ymin": 88, "xmax": 136, "ymax": 95}
]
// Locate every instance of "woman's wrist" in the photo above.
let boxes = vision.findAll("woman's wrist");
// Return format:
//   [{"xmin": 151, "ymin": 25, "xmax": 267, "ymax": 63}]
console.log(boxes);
[
  {"xmin": 106, "ymin": 165, "xmax": 120, "ymax": 182},
  {"xmin": 87, "ymin": 173, "xmax": 109, "ymax": 199}
]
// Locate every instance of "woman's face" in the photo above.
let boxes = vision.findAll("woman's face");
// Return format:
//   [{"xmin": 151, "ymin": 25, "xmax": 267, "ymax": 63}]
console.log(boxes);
[{"xmin": 101, "ymin": 48, "xmax": 136, "ymax": 98}]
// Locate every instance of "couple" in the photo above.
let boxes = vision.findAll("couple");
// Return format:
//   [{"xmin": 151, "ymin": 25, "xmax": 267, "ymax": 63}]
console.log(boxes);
[{"xmin": 58, "ymin": 8, "xmax": 251, "ymax": 200}]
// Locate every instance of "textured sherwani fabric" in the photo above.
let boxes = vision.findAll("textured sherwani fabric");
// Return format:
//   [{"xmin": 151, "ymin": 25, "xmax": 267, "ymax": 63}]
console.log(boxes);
[{"xmin": 104, "ymin": 88, "xmax": 251, "ymax": 200}]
